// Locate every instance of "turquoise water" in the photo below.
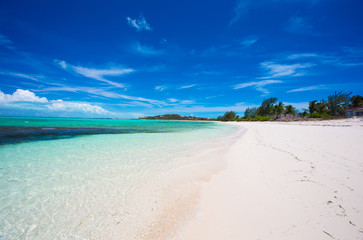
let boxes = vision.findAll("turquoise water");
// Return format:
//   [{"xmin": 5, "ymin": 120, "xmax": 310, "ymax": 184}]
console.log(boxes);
[
  {"xmin": 0, "ymin": 117, "xmax": 217, "ymax": 145},
  {"xmin": 0, "ymin": 117, "xmax": 237, "ymax": 239}
]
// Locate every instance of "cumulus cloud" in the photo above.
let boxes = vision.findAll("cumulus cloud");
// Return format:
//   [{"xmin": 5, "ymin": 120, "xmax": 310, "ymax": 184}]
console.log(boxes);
[
  {"xmin": 0, "ymin": 89, "xmax": 48, "ymax": 103},
  {"xmin": 0, "ymin": 89, "xmax": 110, "ymax": 115},
  {"xmin": 126, "ymin": 16, "xmax": 152, "ymax": 32},
  {"xmin": 48, "ymin": 100, "xmax": 109, "ymax": 114},
  {"xmin": 234, "ymin": 79, "xmax": 283, "ymax": 94}
]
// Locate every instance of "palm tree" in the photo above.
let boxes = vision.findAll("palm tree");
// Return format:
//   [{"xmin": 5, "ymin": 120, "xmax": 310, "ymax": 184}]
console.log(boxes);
[
  {"xmin": 274, "ymin": 102, "xmax": 284, "ymax": 118},
  {"xmin": 284, "ymin": 105, "xmax": 296, "ymax": 116},
  {"xmin": 316, "ymin": 101, "xmax": 327, "ymax": 117},
  {"xmin": 309, "ymin": 100, "xmax": 317, "ymax": 117}
]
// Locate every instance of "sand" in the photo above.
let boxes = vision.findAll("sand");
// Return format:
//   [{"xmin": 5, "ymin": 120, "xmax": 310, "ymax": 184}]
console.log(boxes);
[{"xmin": 177, "ymin": 118, "xmax": 363, "ymax": 240}]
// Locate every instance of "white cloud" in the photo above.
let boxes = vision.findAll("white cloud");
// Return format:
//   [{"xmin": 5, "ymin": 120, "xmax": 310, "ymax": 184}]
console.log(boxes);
[
  {"xmin": 165, "ymin": 98, "xmax": 195, "ymax": 105},
  {"xmin": 79, "ymin": 88, "xmax": 166, "ymax": 106},
  {"xmin": 285, "ymin": 51, "xmax": 363, "ymax": 68},
  {"xmin": 155, "ymin": 85, "xmax": 167, "ymax": 91},
  {"xmin": 48, "ymin": 100, "xmax": 109, "ymax": 114},
  {"xmin": 233, "ymin": 80, "xmax": 282, "ymax": 89},
  {"xmin": 178, "ymin": 84, "xmax": 197, "ymax": 90},
  {"xmin": 287, "ymin": 85, "xmax": 325, "ymax": 93},
  {"xmin": 167, "ymin": 98, "xmax": 178, "ymax": 103},
  {"xmin": 126, "ymin": 16, "xmax": 152, "ymax": 32},
  {"xmin": 0, "ymin": 89, "xmax": 48, "ymax": 103},
  {"xmin": 72, "ymin": 66, "xmax": 133, "ymax": 81},
  {"xmin": 0, "ymin": 72, "xmax": 40, "ymax": 81},
  {"xmin": 130, "ymin": 41, "xmax": 163, "ymax": 56},
  {"xmin": 180, "ymin": 100, "xmax": 195, "ymax": 105},
  {"xmin": 234, "ymin": 79, "xmax": 282, "ymax": 94},
  {"xmin": 287, "ymin": 53, "xmax": 320, "ymax": 59},
  {"xmin": 57, "ymin": 60, "xmax": 68, "ymax": 69},
  {"xmin": 260, "ymin": 61, "xmax": 314, "ymax": 78},
  {"xmin": 113, "ymin": 93, "xmax": 166, "ymax": 106},
  {"xmin": 56, "ymin": 60, "xmax": 134, "ymax": 88},
  {"xmin": 40, "ymin": 85, "xmax": 167, "ymax": 107},
  {"xmin": 0, "ymin": 89, "xmax": 110, "ymax": 115}
]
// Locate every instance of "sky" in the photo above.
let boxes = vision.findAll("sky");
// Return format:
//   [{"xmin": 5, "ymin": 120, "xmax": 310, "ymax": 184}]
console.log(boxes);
[{"xmin": 0, "ymin": 0, "xmax": 362, "ymax": 118}]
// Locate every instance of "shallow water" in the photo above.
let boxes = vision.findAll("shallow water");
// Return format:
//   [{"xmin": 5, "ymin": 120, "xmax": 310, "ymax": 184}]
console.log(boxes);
[{"xmin": 0, "ymin": 118, "xmax": 237, "ymax": 239}]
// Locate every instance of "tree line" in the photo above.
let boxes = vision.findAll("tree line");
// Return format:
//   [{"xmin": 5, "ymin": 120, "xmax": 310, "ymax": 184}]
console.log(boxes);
[
  {"xmin": 217, "ymin": 91, "xmax": 363, "ymax": 121},
  {"xmin": 140, "ymin": 114, "xmax": 210, "ymax": 121}
]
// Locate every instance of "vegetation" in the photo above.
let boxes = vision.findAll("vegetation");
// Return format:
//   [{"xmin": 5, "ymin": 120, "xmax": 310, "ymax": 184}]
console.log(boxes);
[
  {"xmin": 349, "ymin": 95, "xmax": 363, "ymax": 108},
  {"xmin": 216, "ymin": 92, "xmax": 363, "ymax": 122},
  {"xmin": 142, "ymin": 92, "xmax": 362, "ymax": 123},
  {"xmin": 307, "ymin": 91, "xmax": 362, "ymax": 118},
  {"xmin": 256, "ymin": 97, "xmax": 277, "ymax": 116},
  {"xmin": 244, "ymin": 107, "xmax": 258, "ymax": 118},
  {"xmin": 141, "ymin": 114, "xmax": 211, "ymax": 121},
  {"xmin": 284, "ymin": 105, "xmax": 296, "ymax": 115},
  {"xmin": 274, "ymin": 102, "xmax": 284, "ymax": 116},
  {"xmin": 217, "ymin": 111, "xmax": 238, "ymax": 121},
  {"xmin": 239, "ymin": 116, "xmax": 274, "ymax": 121},
  {"xmin": 309, "ymin": 100, "xmax": 317, "ymax": 117},
  {"xmin": 327, "ymin": 91, "xmax": 351, "ymax": 116}
]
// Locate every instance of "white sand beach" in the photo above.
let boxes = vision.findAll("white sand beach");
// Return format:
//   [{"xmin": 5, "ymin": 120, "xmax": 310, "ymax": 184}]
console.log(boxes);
[{"xmin": 177, "ymin": 118, "xmax": 363, "ymax": 240}]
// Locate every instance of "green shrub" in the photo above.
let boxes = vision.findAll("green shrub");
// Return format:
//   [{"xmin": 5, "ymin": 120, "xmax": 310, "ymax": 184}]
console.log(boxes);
[
  {"xmin": 238, "ymin": 116, "xmax": 274, "ymax": 121},
  {"xmin": 309, "ymin": 112, "xmax": 332, "ymax": 118}
]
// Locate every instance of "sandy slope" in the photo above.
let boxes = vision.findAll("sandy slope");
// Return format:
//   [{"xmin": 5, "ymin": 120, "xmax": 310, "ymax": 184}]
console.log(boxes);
[{"xmin": 178, "ymin": 118, "xmax": 363, "ymax": 240}]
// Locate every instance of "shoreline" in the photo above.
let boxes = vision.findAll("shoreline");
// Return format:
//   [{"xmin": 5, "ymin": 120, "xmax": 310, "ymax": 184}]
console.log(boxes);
[
  {"xmin": 175, "ymin": 118, "xmax": 363, "ymax": 239},
  {"xmin": 139, "ymin": 123, "xmax": 244, "ymax": 239}
]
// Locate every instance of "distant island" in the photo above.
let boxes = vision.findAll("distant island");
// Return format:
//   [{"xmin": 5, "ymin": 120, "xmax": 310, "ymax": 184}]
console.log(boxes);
[{"xmin": 140, "ymin": 114, "xmax": 213, "ymax": 121}]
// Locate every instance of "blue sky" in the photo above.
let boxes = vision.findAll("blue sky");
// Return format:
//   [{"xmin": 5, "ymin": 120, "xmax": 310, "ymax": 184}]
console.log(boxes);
[{"xmin": 0, "ymin": 0, "xmax": 362, "ymax": 118}]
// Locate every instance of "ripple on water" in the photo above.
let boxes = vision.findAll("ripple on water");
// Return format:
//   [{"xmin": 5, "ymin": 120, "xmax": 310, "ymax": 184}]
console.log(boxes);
[{"xmin": 0, "ymin": 120, "xmax": 238, "ymax": 239}]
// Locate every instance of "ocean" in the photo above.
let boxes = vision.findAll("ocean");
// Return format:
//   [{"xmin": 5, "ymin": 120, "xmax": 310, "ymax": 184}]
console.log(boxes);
[{"xmin": 0, "ymin": 117, "xmax": 237, "ymax": 239}]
